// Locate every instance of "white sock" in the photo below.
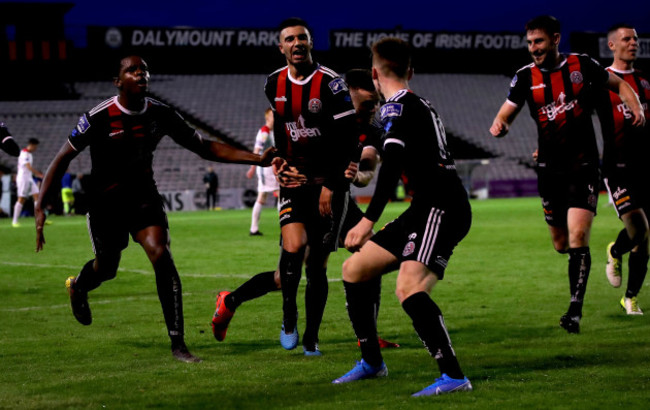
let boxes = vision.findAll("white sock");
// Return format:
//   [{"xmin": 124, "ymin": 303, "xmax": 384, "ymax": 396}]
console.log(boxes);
[
  {"xmin": 13, "ymin": 201, "xmax": 23, "ymax": 224},
  {"xmin": 251, "ymin": 201, "xmax": 263, "ymax": 232}
]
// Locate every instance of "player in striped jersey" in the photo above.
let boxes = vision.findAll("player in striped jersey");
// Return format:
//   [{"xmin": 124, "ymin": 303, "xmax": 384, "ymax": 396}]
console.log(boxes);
[
  {"xmin": 597, "ymin": 23, "xmax": 650, "ymax": 315},
  {"xmin": 490, "ymin": 15, "xmax": 645, "ymax": 333},
  {"xmin": 262, "ymin": 17, "xmax": 358, "ymax": 355},
  {"xmin": 333, "ymin": 37, "xmax": 473, "ymax": 397},
  {"xmin": 34, "ymin": 56, "xmax": 276, "ymax": 363}
]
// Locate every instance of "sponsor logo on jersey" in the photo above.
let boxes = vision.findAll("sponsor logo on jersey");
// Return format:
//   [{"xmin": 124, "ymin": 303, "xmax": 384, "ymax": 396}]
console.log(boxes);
[
  {"xmin": 612, "ymin": 186, "xmax": 628, "ymax": 200},
  {"xmin": 279, "ymin": 197, "xmax": 292, "ymax": 209},
  {"xmin": 381, "ymin": 103, "xmax": 403, "ymax": 119},
  {"xmin": 286, "ymin": 115, "xmax": 321, "ymax": 142},
  {"xmin": 76, "ymin": 114, "xmax": 91, "ymax": 134},
  {"xmin": 308, "ymin": 98, "xmax": 322, "ymax": 114},
  {"xmin": 402, "ymin": 241, "xmax": 415, "ymax": 257},
  {"xmin": 328, "ymin": 78, "xmax": 347, "ymax": 94},
  {"xmin": 641, "ymin": 79, "xmax": 650, "ymax": 90},
  {"xmin": 275, "ymin": 96, "xmax": 287, "ymax": 102},
  {"xmin": 570, "ymin": 71, "xmax": 583, "ymax": 84},
  {"xmin": 539, "ymin": 92, "xmax": 578, "ymax": 121},
  {"xmin": 109, "ymin": 130, "xmax": 125, "ymax": 137},
  {"xmin": 530, "ymin": 83, "xmax": 546, "ymax": 90}
]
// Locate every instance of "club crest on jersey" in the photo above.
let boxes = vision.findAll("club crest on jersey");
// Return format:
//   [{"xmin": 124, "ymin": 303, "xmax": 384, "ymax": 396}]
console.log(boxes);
[
  {"xmin": 76, "ymin": 114, "xmax": 91, "ymax": 134},
  {"xmin": 328, "ymin": 78, "xmax": 348, "ymax": 94},
  {"xmin": 570, "ymin": 71, "xmax": 583, "ymax": 85},
  {"xmin": 402, "ymin": 241, "xmax": 415, "ymax": 257},
  {"xmin": 381, "ymin": 103, "xmax": 403, "ymax": 119},
  {"xmin": 641, "ymin": 79, "xmax": 650, "ymax": 90},
  {"xmin": 308, "ymin": 98, "xmax": 322, "ymax": 113}
]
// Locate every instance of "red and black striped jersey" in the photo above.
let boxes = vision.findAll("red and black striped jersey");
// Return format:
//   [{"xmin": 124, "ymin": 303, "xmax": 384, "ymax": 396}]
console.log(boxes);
[
  {"xmin": 264, "ymin": 64, "xmax": 358, "ymax": 190},
  {"xmin": 507, "ymin": 54, "xmax": 609, "ymax": 171},
  {"xmin": 596, "ymin": 67, "xmax": 650, "ymax": 170},
  {"xmin": 68, "ymin": 96, "xmax": 202, "ymax": 199}
]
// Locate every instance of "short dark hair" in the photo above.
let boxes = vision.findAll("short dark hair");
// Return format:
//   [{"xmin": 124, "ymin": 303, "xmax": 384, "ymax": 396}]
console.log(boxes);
[
  {"xmin": 371, "ymin": 37, "xmax": 411, "ymax": 79},
  {"xmin": 607, "ymin": 23, "xmax": 635, "ymax": 37},
  {"xmin": 278, "ymin": 17, "xmax": 311, "ymax": 36},
  {"xmin": 345, "ymin": 69, "xmax": 375, "ymax": 92},
  {"xmin": 525, "ymin": 15, "xmax": 561, "ymax": 36},
  {"xmin": 28, "ymin": 138, "xmax": 39, "ymax": 145}
]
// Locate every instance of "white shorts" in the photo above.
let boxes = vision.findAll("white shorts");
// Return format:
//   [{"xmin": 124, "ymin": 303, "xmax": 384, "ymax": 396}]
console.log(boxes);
[
  {"xmin": 16, "ymin": 177, "xmax": 39, "ymax": 198},
  {"xmin": 257, "ymin": 166, "xmax": 279, "ymax": 193}
]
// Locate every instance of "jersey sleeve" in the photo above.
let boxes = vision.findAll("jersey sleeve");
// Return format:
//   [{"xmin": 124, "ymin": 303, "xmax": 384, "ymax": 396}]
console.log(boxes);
[
  {"xmin": 322, "ymin": 77, "xmax": 358, "ymax": 191},
  {"xmin": 506, "ymin": 70, "xmax": 529, "ymax": 107},
  {"xmin": 582, "ymin": 55, "xmax": 610, "ymax": 87},
  {"xmin": 0, "ymin": 122, "xmax": 19, "ymax": 157},
  {"xmin": 68, "ymin": 113, "xmax": 93, "ymax": 152},
  {"xmin": 165, "ymin": 109, "xmax": 204, "ymax": 152}
]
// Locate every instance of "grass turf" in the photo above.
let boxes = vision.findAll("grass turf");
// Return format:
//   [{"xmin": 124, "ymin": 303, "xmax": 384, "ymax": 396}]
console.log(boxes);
[{"xmin": 1, "ymin": 195, "xmax": 648, "ymax": 409}]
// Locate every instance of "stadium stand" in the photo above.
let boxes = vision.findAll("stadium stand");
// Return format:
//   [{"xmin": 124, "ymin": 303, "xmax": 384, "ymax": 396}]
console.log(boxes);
[{"xmin": 2, "ymin": 73, "xmax": 603, "ymax": 199}]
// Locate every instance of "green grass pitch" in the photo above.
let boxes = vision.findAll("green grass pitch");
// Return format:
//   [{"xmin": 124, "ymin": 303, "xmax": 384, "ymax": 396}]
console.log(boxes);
[{"xmin": 1, "ymin": 195, "xmax": 648, "ymax": 408}]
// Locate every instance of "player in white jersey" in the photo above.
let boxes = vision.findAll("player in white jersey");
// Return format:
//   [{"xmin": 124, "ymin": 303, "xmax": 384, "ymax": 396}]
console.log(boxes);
[
  {"xmin": 246, "ymin": 108, "xmax": 280, "ymax": 235},
  {"xmin": 12, "ymin": 138, "xmax": 43, "ymax": 227}
]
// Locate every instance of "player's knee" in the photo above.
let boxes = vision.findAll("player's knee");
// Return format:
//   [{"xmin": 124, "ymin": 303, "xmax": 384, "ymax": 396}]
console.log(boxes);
[{"xmin": 146, "ymin": 244, "xmax": 171, "ymax": 265}]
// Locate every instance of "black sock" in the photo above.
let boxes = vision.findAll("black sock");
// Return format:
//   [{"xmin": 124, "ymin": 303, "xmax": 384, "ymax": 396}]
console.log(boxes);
[
  {"xmin": 279, "ymin": 249, "xmax": 304, "ymax": 332},
  {"xmin": 402, "ymin": 292, "xmax": 464, "ymax": 379},
  {"xmin": 567, "ymin": 247, "xmax": 591, "ymax": 317},
  {"xmin": 227, "ymin": 270, "xmax": 278, "ymax": 311},
  {"xmin": 626, "ymin": 252, "xmax": 649, "ymax": 298},
  {"xmin": 367, "ymin": 276, "xmax": 382, "ymax": 322},
  {"xmin": 153, "ymin": 253, "xmax": 184, "ymax": 343},
  {"xmin": 74, "ymin": 259, "xmax": 102, "ymax": 292},
  {"xmin": 612, "ymin": 229, "xmax": 633, "ymax": 259},
  {"xmin": 343, "ymin": 280, "xmax": 382, "ymax": 367},
  {"xmin": 303, "ymin": 264, "xmax": 328, "ymax": 349}
]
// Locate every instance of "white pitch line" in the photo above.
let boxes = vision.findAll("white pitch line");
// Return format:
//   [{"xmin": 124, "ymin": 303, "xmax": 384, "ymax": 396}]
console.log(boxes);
[{"xmin": 0, "ymin": 261, "xmax": 343, "ymax": 312}]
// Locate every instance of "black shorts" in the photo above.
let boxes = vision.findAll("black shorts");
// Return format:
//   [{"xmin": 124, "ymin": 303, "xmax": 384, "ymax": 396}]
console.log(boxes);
[
  {"xmin": 87, "ymin": 194, "xmax": 168, "ymax": 255},
  {"xmin": 322, "ymin": 190, "xmax": 364, "ymax": 251},
  {"xmin": 537, "ymin": 167, "xmax": 599, "ymax": 227},
  {"xmin": 278, "ymin": 185, "xmax": 331, "ymax": 249},
  {"xmin": 603, "ymin": 167, "xmax": 650, "ymax": 218},
  {"xmin": 370, "ymin": 200, "xmax": 471, "ymax": 279}
]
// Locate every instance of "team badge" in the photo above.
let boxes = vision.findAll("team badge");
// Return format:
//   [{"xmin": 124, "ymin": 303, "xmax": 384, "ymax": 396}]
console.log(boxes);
[
  {"xmin": 308, "ymin": 98, "xmax": 322, "ymax": 113},
  {"xmin": 328, "ymin": 78, "xmax": 348, "ymax": 94},
  {"xmin": 381, "ymin": 103, "xmax": 403, "ymax": 119},
  {"xmin": 402, "ymin": 241, "xmax": 415, "ymax": 257},
  {"xmin": 570, "ymin": 71, "xmax": 583, "ymax": 85},
  {"xmin": 641, "ymin": 79, "xmax": 650, "ymax": 90}
]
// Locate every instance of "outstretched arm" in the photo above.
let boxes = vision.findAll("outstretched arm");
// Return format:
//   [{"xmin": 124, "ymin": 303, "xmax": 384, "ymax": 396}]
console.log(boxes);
[
  {"xmin": 489, "ymin": 101, "xmax": 520, "ymax": 138},
  {"xmin": 35, "ymin": 142, "xmax": 79, "ymax": 252},
  {"xmin": 607, "ymin": 74, "xmax": 646, "ymax": 127}
]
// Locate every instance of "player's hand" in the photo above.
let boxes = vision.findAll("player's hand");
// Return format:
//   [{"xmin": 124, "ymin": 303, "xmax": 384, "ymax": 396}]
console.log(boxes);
[
  {"xmin": 246, "ymin": 166, "xmax": 256, "ymax": 179},
  {"xmin": 260, "ymin": 147, "xmax": 277, "ymax": 166},
  {"xmin": 345, "ymin": 217, "xmax": 375, "ymax": 252},
  {"xmin": 532, "ymin": 149, "xmax": 539, "ymax": 162},
  {"xmin": 275, "ymin": 160, "xmax": 307, "ymax": 188},
  {"xmin": 35, "ymin": 206, "xmax": 46, "ymax": 252},
  {"xmin": 344, "ymin": 161, "xmax": 359, "ymax": 181},
  {"xmin": 489, "ymin": 118, "xmax": 509, "ymax": 138},
  {"xmin": 631, "ymin": 108, "xmax": 646, "ymax": 128},
  {"xmin": 319, "ymin": 186, "xmax": 332, "ymax": 217}
]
